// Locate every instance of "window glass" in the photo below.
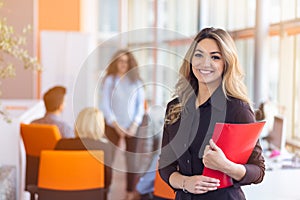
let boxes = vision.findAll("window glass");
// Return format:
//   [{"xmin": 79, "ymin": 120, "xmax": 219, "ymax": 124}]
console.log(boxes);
[
  {"xmin": 270, "ymin": 0, "xmax": 281, "ymax": 24},
  {"xmin": 163, "ymin": 0, "xmax": 198, "ymax": 37},
  {"xmin": 128, "ymin": 0, "xmax": 154, "ymax": 30},
  {"xmin": 129, "ymin": 42, "xmax": 190, "ymax": 106},
  {"xmin": 281, "ymin": 0, "xmax": 296, "ymax": 20},
  {"xmin": 228, "ymin": 0, "xmax": 256, "ymax": 30},
  {"xmin": 269, "ymin": 36, "xmax": 280, "ymax": 101},
  {"xmin": 298, "ymin": 0, "xmax": 300, "ymax": 18},
  {"xmin": 294, "ymin": 35, "xmax": 300, "ymax": 139},
  {"xmin": 205, "ymin": 0, "xmax": 228, "ymax": 28},
  {"xmin": 235, "ymin": 39, "xmax": 254, "ymax": 100},
  {"xmin": 98, "ymin": 0, "xmax": 119, "ymax": 32}
]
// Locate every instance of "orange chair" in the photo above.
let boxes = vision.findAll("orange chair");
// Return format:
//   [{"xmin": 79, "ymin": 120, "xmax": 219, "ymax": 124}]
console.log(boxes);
[
  {"xmin": 20, "ymin": 123, "xmax": 62, "ymax": 197},
  {"xmin": 153, "ymin": 170, "xmax": 175, "ymax": 200},
  {"xmin": 37, "ymin": 150, "xmax": 106, "ymax": 200}
]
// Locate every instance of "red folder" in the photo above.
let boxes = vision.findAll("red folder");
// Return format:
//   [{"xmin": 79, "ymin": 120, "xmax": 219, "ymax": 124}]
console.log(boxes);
[{"xmin": 202, "ymin": 121, "xmax": 266, "ymax": 188}]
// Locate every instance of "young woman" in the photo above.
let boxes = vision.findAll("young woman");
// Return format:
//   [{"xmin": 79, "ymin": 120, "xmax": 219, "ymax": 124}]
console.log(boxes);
[
  {"xmin": 55, "ymin": 107, "xmax": 113, "ymax": 193},
  {"xmin": 158, "ymin": 27, "xmax": 265, "ymax": 200},
  {"xmin": 101, "ymin": 49, "xmax": 145, "ymax": 200}
]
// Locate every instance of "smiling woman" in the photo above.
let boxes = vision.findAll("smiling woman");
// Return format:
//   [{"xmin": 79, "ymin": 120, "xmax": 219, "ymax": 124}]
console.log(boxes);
[
  {"xmin": 158, "ymin": 27, "xmax": 265, "ymax": 200},
  {"xmin": 191, "ymin": 38, "xmax": 225, "ymax": 106}
]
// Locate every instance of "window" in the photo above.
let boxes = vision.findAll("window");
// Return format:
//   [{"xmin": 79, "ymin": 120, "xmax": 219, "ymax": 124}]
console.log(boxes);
[
  {"xmin": 294, "ymin": 35, "xmax": 300, "ymax": 139},
  {"xmin": 281, "ymin": 0, "xmax": 297, "ymax": 21},
  {"xmin": 270, "ymin": 0, "xmax": 281, "ymax": 24},
  {"xmin": 235, "ymin": 39, "xmax": 255, "ymax": 101},
  {"xmin": 268, "ymin": 36, "xmax": 280, "ymax": 102},
  {"xmin": 227, "ymin": 0, "xmax": 256, "ymax": 30},
  {"xmin": 98, "ymin": 0, "xmax": 119, "ymax": 32}
]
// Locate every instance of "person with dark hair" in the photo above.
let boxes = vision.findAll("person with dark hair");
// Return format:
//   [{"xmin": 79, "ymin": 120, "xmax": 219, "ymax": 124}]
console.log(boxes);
[
  {"xmin": 255, "ymin": 102, "xmax": 266, "ymax": 121},
  {"xmin": 100, "ymin": 49, "xmax": 145, "ymax": 200},
  {"xmin": 158, "ymin": 27, "xmax": 265, "ymax": 200},
  {"xmin": 31, "ymin": 86, "xmax": 74, "ymax": 138}
]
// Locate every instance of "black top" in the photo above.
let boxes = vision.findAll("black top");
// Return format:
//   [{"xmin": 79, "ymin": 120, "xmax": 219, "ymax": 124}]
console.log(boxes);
[
  {"xmin": 159, "ymin": 86, "xmax": 265, "ymax": 200},
  {"xmin": 55, "ymin": 137, "xmax": 113, "ymax": 188}
]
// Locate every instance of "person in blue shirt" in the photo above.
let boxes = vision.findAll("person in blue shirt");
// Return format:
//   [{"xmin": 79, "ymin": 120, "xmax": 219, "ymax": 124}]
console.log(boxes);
[
  {"xmin": 101, "ymin": 49, "xmax": 145, "ymax": 200},
  {"xmin": 31, "ymin": 86, "xmax": 74, "ymax": 138}
]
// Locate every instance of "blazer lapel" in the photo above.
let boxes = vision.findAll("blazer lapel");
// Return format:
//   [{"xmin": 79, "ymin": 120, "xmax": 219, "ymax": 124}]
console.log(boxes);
[{"xmin": 170, "ymin": 95, "xmax": 200, "ymax": 158}]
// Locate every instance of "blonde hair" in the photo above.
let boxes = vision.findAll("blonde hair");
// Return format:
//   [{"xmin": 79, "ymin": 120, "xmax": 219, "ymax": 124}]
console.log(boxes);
[
  {"xmin": 166, "ymin": 27, "xmax": 251, "ymax": 124},
  {"xmin": 75, "ymin": 107, "xmax": 106, "ymax": 141}
]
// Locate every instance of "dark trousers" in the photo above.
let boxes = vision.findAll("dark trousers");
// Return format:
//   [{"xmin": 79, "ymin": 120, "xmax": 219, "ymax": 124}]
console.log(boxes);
[{"xmin": 105, "ymin": 124, "xmax": 138, "ymax": 192}]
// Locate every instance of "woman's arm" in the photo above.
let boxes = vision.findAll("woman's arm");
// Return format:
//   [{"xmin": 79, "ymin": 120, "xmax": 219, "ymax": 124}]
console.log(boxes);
[
  {"xmin": 101, "ymin": 76, "xmax": 116, "ymax": 125},
  {"xmin": 203, "ymin": 139, "xmax": 265, "ymax": 184},
  {"xmin": 169, "ymin": 171, "xmax": 220, "ymax": 194},
  {"xmin": 133, "ymin": 81, "xmax": 145, "ymax": 125},
  {"xmin": 203, "ymin": 139, "xmax": 246, "ymax": 181},
  {"xmin": 203, "ymin": 104, "xmax": 265, "ymax": 185},
  {"xmin": 127, "ymin": 82, "xmax": 145, "ymax": 136}
]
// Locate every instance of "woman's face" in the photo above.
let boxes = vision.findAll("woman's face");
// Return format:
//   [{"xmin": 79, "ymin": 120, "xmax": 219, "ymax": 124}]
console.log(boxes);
[
  {"xmin": 117, "ymin": 54, "xmax": 129, "ymax": 76},
  {"xmin": 191, "ymin": 38, "xmax": 225, "ymax": 88}
]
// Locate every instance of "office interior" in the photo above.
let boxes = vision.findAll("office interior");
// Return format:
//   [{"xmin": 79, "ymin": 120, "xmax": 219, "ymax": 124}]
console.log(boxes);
[{"xmin": 1, "ymin": 0, "xmax": 300, "ymax": 199}]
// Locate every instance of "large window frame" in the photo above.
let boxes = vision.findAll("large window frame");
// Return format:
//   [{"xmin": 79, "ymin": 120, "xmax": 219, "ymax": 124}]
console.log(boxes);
[{"xmin": 81, "ymin": 0, "xmax": 300, "ymax": 148}]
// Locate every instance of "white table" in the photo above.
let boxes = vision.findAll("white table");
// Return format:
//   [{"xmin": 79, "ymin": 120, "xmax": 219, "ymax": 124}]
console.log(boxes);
[
  {"xmin": 243, "ymin": 167, "xmax": 300, "ymax": 200},
  {"xmin": 0, "ymin": 99, "xmax": 45, "ymax": 200}
]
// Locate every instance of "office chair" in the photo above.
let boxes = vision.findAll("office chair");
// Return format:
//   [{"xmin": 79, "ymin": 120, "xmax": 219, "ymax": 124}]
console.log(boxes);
[
  {"xmin": 37, "ymin": 150, "xmax": 106, "ymax": 200},
  {"xmin": 20, "ymin": 123, "xmax": 62, "ymax": 199},
  {"xmin": 153, "ymin": 170, "xmax": 175, "ymax": 200}
]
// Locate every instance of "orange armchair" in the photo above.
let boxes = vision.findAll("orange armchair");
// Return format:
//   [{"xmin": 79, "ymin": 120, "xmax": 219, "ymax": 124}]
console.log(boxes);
[
  {"xmin": 37, "ymin": 150, "xmax": 106, "ymax": 200},
  {"xmin": 20, "ymin": 123, "xmax": 62, "ymax": 198},
  {"xmin": 153, "ymin": 170, "xmax": 175, "ymax": 200}
]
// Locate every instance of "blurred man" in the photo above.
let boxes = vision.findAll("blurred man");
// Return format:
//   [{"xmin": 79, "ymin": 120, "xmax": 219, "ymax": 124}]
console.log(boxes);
[{"xmin": 31, "ymin": 86, "xmax": 74, "ymax": 138}]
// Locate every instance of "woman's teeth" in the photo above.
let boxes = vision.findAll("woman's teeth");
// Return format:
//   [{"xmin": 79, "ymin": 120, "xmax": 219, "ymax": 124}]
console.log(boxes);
[{"xmin": 199, "ymin": 69, "xmax": 212, "ymax": 74}]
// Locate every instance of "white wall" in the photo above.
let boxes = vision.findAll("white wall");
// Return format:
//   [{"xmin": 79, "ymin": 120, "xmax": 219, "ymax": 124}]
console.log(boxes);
[{"xmin": 40, "ymin": 31, "xmax": 98, "ymax": 125}]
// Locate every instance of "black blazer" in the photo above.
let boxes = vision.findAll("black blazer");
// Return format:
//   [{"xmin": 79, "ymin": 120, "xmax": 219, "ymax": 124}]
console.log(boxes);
[{"xmin": 159, "ymin": 86, "xmax": 265, "ymax": 200}]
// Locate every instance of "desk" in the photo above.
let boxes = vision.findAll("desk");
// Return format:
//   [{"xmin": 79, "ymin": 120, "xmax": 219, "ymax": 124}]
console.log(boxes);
[
  {"xmin": 0, "ymin": 100, "xmax": 45, "ymax": 200},
  {"xmin": 243, "ymin": 167, "xmax": 300, "ymax": 200}
]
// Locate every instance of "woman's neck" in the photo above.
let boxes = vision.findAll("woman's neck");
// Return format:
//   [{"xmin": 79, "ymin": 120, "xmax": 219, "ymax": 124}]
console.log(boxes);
[{"xmin": 196, "ymin": 82, "xmax": 221, "ymax": 107}]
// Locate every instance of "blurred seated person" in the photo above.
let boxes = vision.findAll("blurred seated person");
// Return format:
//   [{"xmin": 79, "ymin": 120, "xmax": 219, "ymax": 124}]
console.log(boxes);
[
  {"xmin": 55, "ymin": 107, "xmax": 113, "ymax": 190},
  {"xmin": 133, "ymin": 154, "xmax": 159, "ymax": 200},
  {"xmin": 31, "ymin": 86, "xmax": 74, "ymax": 138},
  {"xmin": 255, "ymin": 102, "xmax": 266, "ymax": 121},
  {"xmin": 132, "ymin": 106, "xmax": 164, "ymax": 200}
]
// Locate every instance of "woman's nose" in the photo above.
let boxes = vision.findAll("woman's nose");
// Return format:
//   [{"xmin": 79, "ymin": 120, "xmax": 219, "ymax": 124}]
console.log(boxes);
[{"xmin": 202, "ymin": 56, "xmax": 211, "ymax": 67}]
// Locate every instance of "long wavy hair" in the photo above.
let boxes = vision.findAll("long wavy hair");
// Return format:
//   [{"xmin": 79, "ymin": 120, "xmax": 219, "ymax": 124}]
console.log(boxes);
[
  {"xmin": 166, "ymin": 27, "xmax": 251, "ymax": 124},
  {"xmin": 104, "ymin": 49, "xmax": 141, "ymax": 82}
]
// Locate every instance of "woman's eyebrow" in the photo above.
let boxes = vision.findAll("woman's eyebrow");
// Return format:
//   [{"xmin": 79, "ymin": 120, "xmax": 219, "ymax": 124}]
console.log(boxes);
[
  {"xmin": 194, "ymin": 49, "xmax": 203, "ymax": 53},
  {"xmin": 195, "ymin": 49, "xmax": 221, "ymax": 55},
  {"xmin": 211, "ymin": 51, "xmax": 221, "ymax": 55}
]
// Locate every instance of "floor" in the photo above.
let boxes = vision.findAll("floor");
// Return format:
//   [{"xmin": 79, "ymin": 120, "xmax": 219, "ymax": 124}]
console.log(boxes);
[{"xmin": 107, "ymin": 140, "xmax": 130, "ymax": 200}]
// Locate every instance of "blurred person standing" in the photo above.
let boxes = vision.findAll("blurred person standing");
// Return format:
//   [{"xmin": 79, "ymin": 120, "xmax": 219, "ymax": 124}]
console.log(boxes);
[{"xmin": 101, "ymin": 49, "xmax": 145, "ymax": 200}]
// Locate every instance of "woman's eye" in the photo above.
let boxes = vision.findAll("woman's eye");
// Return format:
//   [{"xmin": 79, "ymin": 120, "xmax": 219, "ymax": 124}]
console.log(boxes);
[
  {"xmin": 194, "ymin": 53, "xmax": 203, "ymax": 58},
  {"xmin": 212, "ymin": 56, "xmax": 221, "ymax": 60}
]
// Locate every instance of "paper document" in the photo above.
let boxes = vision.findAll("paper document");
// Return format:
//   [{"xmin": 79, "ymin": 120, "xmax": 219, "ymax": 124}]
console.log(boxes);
[{"xmin": 202, "ymin": 121, "xmax": 266, "ymax": 188}]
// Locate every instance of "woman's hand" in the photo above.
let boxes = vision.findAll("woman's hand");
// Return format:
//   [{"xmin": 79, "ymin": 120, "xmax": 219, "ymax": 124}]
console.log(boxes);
[
  {"xmin": 184, "ymin": 175, "xmax": 220, "ymax": 194},
  {"xmin": 126, "ymin": 122, "xmax": 139, "ymax": 137},
  {"xmin": 203, "ymin": 139, "xmax": 246, "ymax": 181},
  {"xmin": 169, "ymin": 172, "xmax": 219, "ymax": 195},
  {"xmin": 112, "ymin": 121, "xmax": 126, "ymax": 138},
  {"xmin": 203, "ymin": 139, "xmax": 230, "ymax": 171}
]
